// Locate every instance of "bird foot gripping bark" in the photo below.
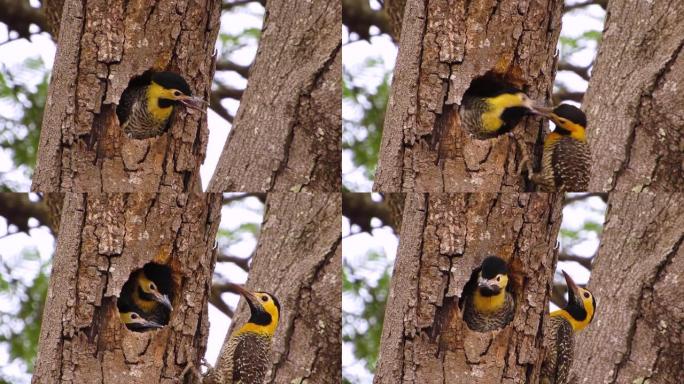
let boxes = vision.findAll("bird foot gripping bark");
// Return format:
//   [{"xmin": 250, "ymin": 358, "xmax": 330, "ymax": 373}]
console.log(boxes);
[{"xmin": 510, "ymin": 132, "xmax": 534, "ymax": 177}]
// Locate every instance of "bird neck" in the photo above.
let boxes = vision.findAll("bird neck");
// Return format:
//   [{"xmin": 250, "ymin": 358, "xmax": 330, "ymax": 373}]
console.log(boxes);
[
  {"xmin": 235, "ymin": 319, "xmax": 277, "ymax": 338},
  {"xmin": 147, "ymin": 82, "xmax": 174, "ymax": 122},
  {"xmin": 473, "ymin": 288, "xmax": 506, "ymax": 313},
  {"xmin": 550, "ymin": 307, "xmax": 592, "ymax": 331}
]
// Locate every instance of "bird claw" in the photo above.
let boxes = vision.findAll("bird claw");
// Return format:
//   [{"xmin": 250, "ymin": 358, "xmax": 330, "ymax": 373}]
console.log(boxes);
[{"xmin": 178, "ymin": 361, "xmax": 203, "ymax": 383}]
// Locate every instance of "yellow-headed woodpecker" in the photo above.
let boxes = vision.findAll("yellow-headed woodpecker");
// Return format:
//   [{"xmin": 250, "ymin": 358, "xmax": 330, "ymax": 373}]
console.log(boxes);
[
  {"xmin": 459, "ymin": 77, "xmax": 539, "ymax": 140},
  {"xmin": 525, "ymin": 104, "xmax": 591, "ymax": 192},
  {"xmin": 462, "ymin": 256, "xmax": 515, "ymax": 332},
  {"xmin": 205, "ymin": 284, "xmax": 280, "ymax": 384},
  {"xmin": 116, "ymin": 71, "xmax": 205, "ymax": 139},
  {"xmin": 541, "ymin": 271, "xmax": 596, "ymax": 384}
]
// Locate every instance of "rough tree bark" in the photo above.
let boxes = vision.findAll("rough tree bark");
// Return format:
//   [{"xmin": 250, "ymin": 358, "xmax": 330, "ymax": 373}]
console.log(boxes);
[
  {"xmin": 208, "ymin": 1, "xmax": 341, "ymax": 193},
  {"xmin": 32, "ymin": 0, "xmax": 221, "ymax": 193},
  {"xmin": 33, "ymin": 193, "xmax": 222, "ymax": 383},
  {"xmin": 374, "ymin": 0, "xmax": 563, "ymax": 192},
  {"xmin": 374, "ymin": 193, "xmax": 563, "ymax": 383},
  {"xmin": 571, "ymin": 192, "xmax": 684, "ymax": 383},
  {"xmin": 210, "ymin": 193, "xmax": 341, "ymax": 383},
  {"xmin": 585, "ymin": 0, "xmax": 684, "ymax": 192}
]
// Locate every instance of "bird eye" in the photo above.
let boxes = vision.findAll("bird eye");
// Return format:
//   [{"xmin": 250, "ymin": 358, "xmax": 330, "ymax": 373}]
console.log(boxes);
[
  {"xmin": 261, "ymin": 295, "xmax": 268, "ymax": 302},
  {"xmin": 173, "ymin": 91, "xmax": 181, "ymax": 97},
  {"xmin": 149, "ymin": 283, "xmax": 157, "ymax": 291},
  {"xmin": 131, "ymin": 313, "xmax": 138, "ymax": 319},
  {"xmin": 496, "ymin": 276, "xmax": 501, "ymax": 282},
  {"xmin": 583, "ymin": 292, "xmax": 590, "ymax": 298}
]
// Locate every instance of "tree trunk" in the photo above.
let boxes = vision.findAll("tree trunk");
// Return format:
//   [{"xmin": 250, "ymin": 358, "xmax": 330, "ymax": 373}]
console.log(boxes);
[
  {"xmin": 32, "ymin": 0, "xmax": 221, "ymax": 193},
  {"xmin": 571, "ymin": 192, "xmax": 684, "ymax": 383},
  {"xmin": 208, "ymin": 1, "xmax": 342, "ymax": 193},
  {"xmin": 585, "ymin": 0, "xmax": 684, "ymax": 192},
  {"xmin": 374, "ymin": 0, "xmax": 563, "ymax": 192},
  {"xmin": 211, "ymin": 193, "xmax": 341, "ymax": 383},
  {"xmin": 33, "ymin": 193, "xmax": 222, "ymax": 383},
  {"xmin": 374, "ymin": 193, "xmax": 563, "ymax": 384}
]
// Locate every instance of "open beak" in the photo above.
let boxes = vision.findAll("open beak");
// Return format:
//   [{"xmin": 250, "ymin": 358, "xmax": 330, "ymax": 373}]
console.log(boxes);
[
  {"xmin": 178, "ymin": 95, "xmax": 208, "ymax": 113},
  {"xmin": 153, "ymin": 292, "xmax": 173, "ymax": 311},
  {"xmin": 562, "ymin": 270, "xmax": 581, "ymax": 305}
]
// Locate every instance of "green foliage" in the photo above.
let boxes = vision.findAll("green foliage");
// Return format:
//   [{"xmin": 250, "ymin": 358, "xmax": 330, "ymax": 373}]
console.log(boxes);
[
  {"xmin": 343, "ymin": 250, "xmax": 390, "ymax": 380},
  {"xmin": 342, "ymin": 57, "xmax": 391, "ymax": 190},
  {"xmin": 0, "ymin": 249, "xmax": 50, "ymax": 381},
  {"xmin": 0, "ymin": 58, "xmax": 50, "ymax": 191},
  {"xmin": 217, "ymin": 27, "xmax": 262, "ymax": 57}
]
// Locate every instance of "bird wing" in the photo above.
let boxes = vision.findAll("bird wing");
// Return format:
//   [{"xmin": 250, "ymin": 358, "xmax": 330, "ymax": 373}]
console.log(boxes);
[{"xmin": 554, "ymin": 318, "xmax": 574, "ymax": 384}]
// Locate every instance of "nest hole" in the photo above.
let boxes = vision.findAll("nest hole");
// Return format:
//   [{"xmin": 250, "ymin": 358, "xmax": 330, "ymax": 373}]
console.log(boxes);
[{"xmin": 117, "ymin": 262, "xmax": 174, "ymax": 333}]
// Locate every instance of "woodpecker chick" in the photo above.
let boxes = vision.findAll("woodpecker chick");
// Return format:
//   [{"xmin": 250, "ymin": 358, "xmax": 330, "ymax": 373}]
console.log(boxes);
[
  {"xmin": 206, "ymin": 285, "xmax": 280, "ymax": 384},
  {"xmin": 462, "ymin": 256, "xmax": 515, "ymax": 332},
  {"xmin": 116, "ymin": 71, "xmax": 205, "ymax": 139},
  {"xmin": 459, "ymin": 77, "xmax": 539, "ymax": 140},
  {"xmin": 117, "ymin": 265, "xmax": 173, "ymax": 331},
  {"xmin": 119, "ymin": 308, "xmax": 164, "ymax": 332},
  {"xmin": 524, "ymin": 104, "xmax": 591, "ymax": 191},
  {"xmin": 541, "ymin": 271, "xmax": 596, "ymax": 384}
]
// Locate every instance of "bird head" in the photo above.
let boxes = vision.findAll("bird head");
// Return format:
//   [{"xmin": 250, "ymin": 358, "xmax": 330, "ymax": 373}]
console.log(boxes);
[
  {"xmin": 477, "ymin": 256, "xmax": 509, "ymax": 296},
  {"xmin": 149, "ymin": 72, "xmax": 206, "ymax": 112},
  {"xmin": 120, "ymin": 311, "xmax": 164, "ymax": 332},
  {"xmin": 136, "ymin": 271, "xmax": 173, "ymax": 311},
  {"xmin": 561, "ymin": 270, "xmax": 596, "ymax": 331},
  {"xmin": 534, "ymin": 104, "xmax": 587, "ymax": 139},
  {"xmin": 232, "ymin": 284, "xmax": 281, "ymax": 337}
]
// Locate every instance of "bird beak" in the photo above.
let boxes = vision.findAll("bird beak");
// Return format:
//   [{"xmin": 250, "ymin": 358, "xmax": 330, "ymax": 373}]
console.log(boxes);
[
  {"xmin": 231, "ymin": 283, "xmax": 260, "ymax": 308},
  {"xmin": 562, "ymin": 270, "xmax": 581, "ymax": 305},
  {"xmin": 530, "ymin": 104, "xmax": 555, "ymax": 117},
  {"xmin": 178, "ymin": 95, "xmax": 207, "ymax": 113},
  {"xmin": 477, "ymin": 276, "xmax": 501, "ymax": 294},
  {"xmin": 155, "ymin": 293, "xmax": 173, "ymax": 311}
]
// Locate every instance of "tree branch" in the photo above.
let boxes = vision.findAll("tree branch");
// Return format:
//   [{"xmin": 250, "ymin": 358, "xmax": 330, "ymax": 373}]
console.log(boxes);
[
  {"xmin": 558, "ymin": 61, "xmax": 591, "ymax": 81},
  {"xmin": 0, "ymin": 193, "xmax": 52, "ymax": 233},
  {"xmin": 216, "ymin": 253, "xmax": 251, "ymax": 272},
  {"xmin": 221, "ymin": 0, "xmax": 265, "ymax": 10},
  {"xmin": 0, "ymin": 0, "xmax": 48, "ymax": 39},
  {"xmin": 342, "ymin": 0, "xmax": 391, "ymax": 40},
  {"xmin": 558, "ymin": 252, "xmax": 593, "ymax": 270},
  {"xmin": 222, "ymin": 192, "xmax": 266, "ymax": 205},
  {"xmin": 564, "ymin": 0, "xmax": 608, "ymax": 12},
  {"xmin": 552, "ymin": 90, "xmax": 584, "ymax": 104},
  {"xmin": 209, "ymin": 287, "xmax": 234, "ymax": 318},
  {"xmin": 215, "ymin": 60, "xmax": 252, "ymax": 78},
  {"xmin": 342, "ymin": 193, "xmax": 397, "ymax": 234},
  {"xmin": 563, "ymin": 192, "xmax": 608, "ymax": 206}
]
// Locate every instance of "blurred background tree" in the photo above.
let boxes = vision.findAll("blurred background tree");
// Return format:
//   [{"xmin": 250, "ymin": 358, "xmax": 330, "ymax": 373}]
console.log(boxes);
[
  {"xmin": 342, "ymin": 0, "xmax": 607, "ymax": 190},
  {"xmin": 0, "ymin": 0, "xmax": 265, "ymax": 191},
  {"xmin": 342, "ymin": 192, "xmax": 606, "ymax": 383}
]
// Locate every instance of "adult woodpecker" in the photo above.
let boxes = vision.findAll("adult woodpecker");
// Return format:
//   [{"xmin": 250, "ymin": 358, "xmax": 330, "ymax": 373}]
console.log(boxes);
[
  {"xmin": 522, "ymin": 104, "xmax": 591, "ymax": 192},
  {"xmin": 116, "ymin": 71, "xmax": 205, "ymax": 139},
  {"xmin": 462, "ymin": 256, "xmax": 515, "ymax": 332},
  {"xmin": 205, "ymin": 285, "xmax": 280, "ymax": 384},
  {"xmin": 117, "ymin": 264, "xmax": 173, "ymax": 331},
  {"xmin": 541, "ymin": 271, "xmax": 596, "ymax": 384},
  {"xmin": 459, "ymin": 76, "xmax": 539, "ymax": 140}
]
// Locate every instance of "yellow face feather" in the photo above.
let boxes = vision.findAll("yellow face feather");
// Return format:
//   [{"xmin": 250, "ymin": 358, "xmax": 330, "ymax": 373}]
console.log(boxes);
[
  {"xmin": 146, "ymin": 81, "xmax": 176, "ymax": 122},
  {"xmin": 551, "ymin": 287, "xmax": 595, "ymax": 331},
  {"xmin": 481, "ymin": 93, "xmax": 530, "ymax": 132},
  {"xmin": 472, "ymin": 274, "xmax": 509, "ymax": 313},
  {"xmin": 235, "ymin": 292, "xmax": 280, "ymax": 337},
  {"xmin": 550, "ymin": 115, "xmax": 586, "ymax": 141}
]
